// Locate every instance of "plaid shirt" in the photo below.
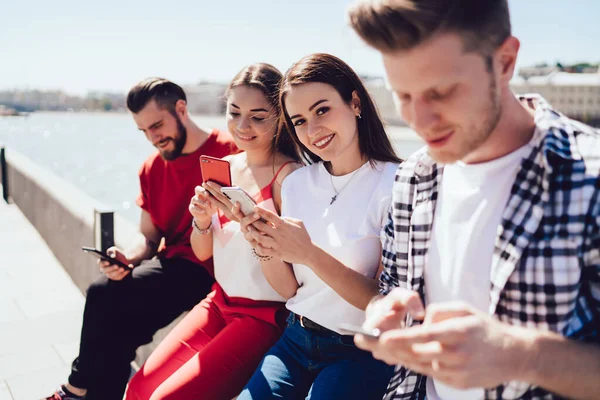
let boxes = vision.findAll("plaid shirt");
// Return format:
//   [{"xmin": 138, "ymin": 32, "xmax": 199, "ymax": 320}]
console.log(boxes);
[{"xmin": 380, "ymin": 96, "xmax": 600, "ymax": 400}]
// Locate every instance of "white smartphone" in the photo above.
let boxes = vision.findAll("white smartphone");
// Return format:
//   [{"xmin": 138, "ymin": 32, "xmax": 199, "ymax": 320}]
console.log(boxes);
[
  {"xmin": 338, "ymin": 323, "xmax": 381, "ymax": 339},
  {"xmin": 220, "ymin": 186, "xmax": 257, "ymax": 216}
]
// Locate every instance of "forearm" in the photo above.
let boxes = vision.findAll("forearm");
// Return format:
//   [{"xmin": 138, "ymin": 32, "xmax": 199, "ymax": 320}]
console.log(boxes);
[
  {"xmin": 124, "ymin": 233, "xmax": 159, "ymax": 266},
  {"xmin": 190, "ymin": 229, "xmax": 213, "ymax": 262},
  {"xmin": 304, "ymin": 245, "xmax": 379, "ymax": 310},
  {"xmin": 260, "ymin": 258, "xmax": 299, "ymax": 300},
  {"xmin": 517, "ymin": 327, "xmax": 600, "ymax": 399}
]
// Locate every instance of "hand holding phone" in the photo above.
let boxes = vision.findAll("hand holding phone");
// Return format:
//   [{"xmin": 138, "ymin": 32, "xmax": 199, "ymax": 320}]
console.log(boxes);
[
  {"xmin": 82, "ymin": 246, "xmax": 131, "ymax": 270},
  {"xmin": 338, "ymin": 323, "xmax": 381, "ymax": 339},
  {"xmin": 190, "ymin": 186, "xmax": 216, "ymax": 227},
  {"xmin": 220, "ymin": 186, "xmax": 257, "ymax": 216}
]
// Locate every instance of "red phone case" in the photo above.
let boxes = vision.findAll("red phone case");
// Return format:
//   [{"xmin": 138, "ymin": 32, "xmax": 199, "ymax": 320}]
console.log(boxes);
[{"xmin": 199, "ymin": 155, "xmax": 232, "ymax": 187}]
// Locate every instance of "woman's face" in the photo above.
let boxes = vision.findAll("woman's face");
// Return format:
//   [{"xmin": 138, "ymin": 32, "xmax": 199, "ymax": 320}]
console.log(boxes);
[
  {"xmin": 226, "ymin": 85, "xmax": 278, "ymax": 152},
  {"xmin": 284, "ymin": 82, "xmax": 361, "ymax": 167}
]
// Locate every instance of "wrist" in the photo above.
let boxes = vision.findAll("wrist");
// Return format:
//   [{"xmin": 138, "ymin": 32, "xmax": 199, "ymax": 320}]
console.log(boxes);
[
  {"xmin": 121, "ymin": 253, "xmax": 139, "ymax": 268},
  {"xmin": 192, "ymin": 218, "xmax": 212, "ymax": 234},
  {"xmin": 252, "ymin": 247, "xmax": 273, "ymax": 262},
  {"xmin": 304, "ymin": 243, "xmax": 323, "ymax": 269},
  {"xmin": 507, "ymin": 325, "xmax": 540, "ymax": 384}
]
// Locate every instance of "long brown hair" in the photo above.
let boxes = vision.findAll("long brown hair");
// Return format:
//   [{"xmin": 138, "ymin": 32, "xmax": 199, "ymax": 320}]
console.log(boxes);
[
  {"xmin": 227, "ymin": 63, "xmax": 299, "ymax": 162},
  {"xmin": 279, "ymin": 53, "xmax": 401, "ymax": 165}
]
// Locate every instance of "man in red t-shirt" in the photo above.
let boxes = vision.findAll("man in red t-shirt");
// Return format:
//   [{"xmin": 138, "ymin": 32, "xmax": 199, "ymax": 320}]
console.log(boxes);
[{"xmin": 46, "ymin": 78, "xmax": 237, "ymax": 400}]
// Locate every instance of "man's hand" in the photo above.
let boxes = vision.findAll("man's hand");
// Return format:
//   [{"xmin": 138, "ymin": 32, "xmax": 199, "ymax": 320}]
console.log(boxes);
[
  {"xmin": 99, "ymin": 247, "xmax": 133, "ymax": 281},
  {"xmin": 356, "ymin": 299, "xmax": 532, "ymax": 390},
  {"xmin": 359, "ymin": 288, "xmax": 426, "ymax": 333}
]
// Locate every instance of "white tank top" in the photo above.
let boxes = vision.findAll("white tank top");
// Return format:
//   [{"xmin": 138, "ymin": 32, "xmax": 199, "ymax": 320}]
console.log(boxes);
[{"xmin": 211, "ymin": 163, "xmax": 293, "ymax": 302}]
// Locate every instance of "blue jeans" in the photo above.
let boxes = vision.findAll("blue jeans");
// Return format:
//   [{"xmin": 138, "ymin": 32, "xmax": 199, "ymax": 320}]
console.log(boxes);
[{"xmin": 238, "ymin": 314, "xmax": 394, "ymax": 400}]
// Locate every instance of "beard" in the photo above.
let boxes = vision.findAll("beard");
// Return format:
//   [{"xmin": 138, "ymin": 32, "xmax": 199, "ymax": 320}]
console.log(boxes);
[
  {"xmin": 429, "ymin": 73, "xmax": 502, "ymax": 164},
  {"xmin": 159, "ymin": 114, "xmax": 187, "ymax": 161}
]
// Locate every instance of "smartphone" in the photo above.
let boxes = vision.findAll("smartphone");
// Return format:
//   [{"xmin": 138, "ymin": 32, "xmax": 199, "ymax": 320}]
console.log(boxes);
[
  {"xmin": 338, "ymin": 323, "xmax": 381, "ymax": 339},
  {"xmin": 220, "ymin": 187, "xmax": 257, "ymax": 216},
  {"xmin": 81, "ymin": 246, "xmax": 131, "ymax": 270},
  {"xmin": 200, "ymin": 155, "xmax": 232, "ymax": 187}
]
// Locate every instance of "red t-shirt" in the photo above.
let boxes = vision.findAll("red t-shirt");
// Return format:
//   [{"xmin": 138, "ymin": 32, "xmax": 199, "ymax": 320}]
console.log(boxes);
[{"xmin": 136, "ymin": 129, "xmax": 238, "ymax": 276}]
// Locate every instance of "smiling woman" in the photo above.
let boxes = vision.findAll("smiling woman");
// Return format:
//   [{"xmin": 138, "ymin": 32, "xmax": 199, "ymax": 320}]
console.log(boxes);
[{"xmin": 236, "ymin": 53, "xmax": 402, "ymax": 400}]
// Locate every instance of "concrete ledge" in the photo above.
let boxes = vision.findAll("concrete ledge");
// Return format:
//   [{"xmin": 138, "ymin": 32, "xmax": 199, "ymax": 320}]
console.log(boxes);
[{"xmin": 4, "ymin": 148, "xmax": 182, "ymax": 368}]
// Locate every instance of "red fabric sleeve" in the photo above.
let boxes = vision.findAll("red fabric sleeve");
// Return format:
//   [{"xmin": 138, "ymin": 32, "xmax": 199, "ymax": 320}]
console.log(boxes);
[{"xmin": 136, "ymin": 162, "xmax": 150, "ymax": 212}]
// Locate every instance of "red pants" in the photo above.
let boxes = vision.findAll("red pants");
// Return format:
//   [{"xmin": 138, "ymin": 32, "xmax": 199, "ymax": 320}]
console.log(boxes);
[{"xmin": 125, "ymin": 284, "xmax": 286, "ymax": 400}]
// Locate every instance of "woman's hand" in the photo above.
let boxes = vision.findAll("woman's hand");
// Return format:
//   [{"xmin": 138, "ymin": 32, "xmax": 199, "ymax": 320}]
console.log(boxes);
[
  {"xmin": 232, "ymin": 203, "xmax": 260, "ymax": 247},
  {"xmin": 202, "ymin": 181, "xmax": 240, "ymax": 223},
  {"xmin": 247, "ymin": 206, "xmax": 316, "ymax": 265},
  {"xmin": 189, "ymin": 186, "xmax": 216, "ymax": 228}
]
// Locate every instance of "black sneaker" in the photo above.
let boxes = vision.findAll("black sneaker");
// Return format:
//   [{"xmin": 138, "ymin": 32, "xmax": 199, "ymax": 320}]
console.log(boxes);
[{"xmin": 43, "ymin": 385, "xmax": 85, "ymax": 400}]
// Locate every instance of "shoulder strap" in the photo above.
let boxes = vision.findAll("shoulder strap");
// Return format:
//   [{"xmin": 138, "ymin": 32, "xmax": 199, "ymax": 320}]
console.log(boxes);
[{"xmin": 268, "ymin": 161, "xmax": 296, "ymax": 186}]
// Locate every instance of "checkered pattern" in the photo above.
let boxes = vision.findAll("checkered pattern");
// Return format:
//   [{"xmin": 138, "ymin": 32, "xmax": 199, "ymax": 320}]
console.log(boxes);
[{"xmin": 380, "ymin": 96, "xmax": 600, "ymax": 400}]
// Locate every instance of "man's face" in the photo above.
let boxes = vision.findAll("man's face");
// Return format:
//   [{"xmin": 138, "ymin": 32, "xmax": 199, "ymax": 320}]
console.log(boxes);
[
  {"xmin": 132, "ymin": 99, "xmax": 187, "ymax": 161},
  {"xmin": 383, "ymin": 33, "xmax": 502, "ymax": 164}
]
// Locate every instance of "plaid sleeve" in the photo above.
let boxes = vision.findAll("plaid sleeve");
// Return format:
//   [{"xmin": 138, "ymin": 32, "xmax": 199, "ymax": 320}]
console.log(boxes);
[
  {"xmin": 581, "ymin": 180, "xmax": 600, "ymax": 337},
  {"xmin": 379, "ymin": 204, "xmax": 398, "ymax": 295}
]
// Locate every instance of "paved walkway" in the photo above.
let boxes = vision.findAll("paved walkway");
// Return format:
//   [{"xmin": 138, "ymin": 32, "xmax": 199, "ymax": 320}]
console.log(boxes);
[{"xmin": 0, "ymin": 199, "xmax": 85, "ymax": 400}]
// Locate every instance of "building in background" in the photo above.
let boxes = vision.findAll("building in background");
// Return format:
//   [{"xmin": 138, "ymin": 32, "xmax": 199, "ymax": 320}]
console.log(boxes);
[
  {"xmin": 510, "ymin": 66, "xmax": 600, "ymax": 126},
  {"xmin": 362, "ymin": 76, "xmax": 405, "ymax": 126},
  {"xmin": 184, "ymin": 82, "xmax": 227, "ymax": 115}
]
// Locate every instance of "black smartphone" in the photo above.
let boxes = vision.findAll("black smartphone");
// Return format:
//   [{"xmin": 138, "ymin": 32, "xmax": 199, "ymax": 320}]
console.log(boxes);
[
  {"xmin": 81, "ymin": 246, "xmax": 131, "ymax": 270},
  {"xmin": 338, "ymin": 323, "xmax": 381, "ymax": 339}
]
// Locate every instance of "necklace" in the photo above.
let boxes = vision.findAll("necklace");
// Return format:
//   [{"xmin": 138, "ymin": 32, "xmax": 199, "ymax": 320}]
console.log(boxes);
[{"xmin": 328, "ymin": 165, "xmax": 363, "ymax": 205}]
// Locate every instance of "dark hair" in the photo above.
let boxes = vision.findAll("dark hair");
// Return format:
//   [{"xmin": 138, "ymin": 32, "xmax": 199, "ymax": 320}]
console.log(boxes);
[
  {"xmin": 126, "ymin": 77, "xmax": 187, "ymax": 114},
  {"xmin": 226, "ymin": 63, "xmax": 300, "ymax": 162},
  {"xmin": 348, "ymin": 0, "xmax": 511, "ymax": 58},
  {"xmin": 279, "ymin": 53, "xmax": 401, "ymax": 165}
]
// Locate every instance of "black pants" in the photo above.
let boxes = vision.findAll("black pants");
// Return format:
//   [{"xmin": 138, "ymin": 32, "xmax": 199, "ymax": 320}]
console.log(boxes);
[{"xmin": 68, "ymin": 257, "xmax": 215, "ymax": 400}]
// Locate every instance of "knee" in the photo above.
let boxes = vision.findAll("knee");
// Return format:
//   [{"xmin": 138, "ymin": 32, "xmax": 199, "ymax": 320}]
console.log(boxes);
[
  {"xmin": 86, "ymin": 275, "xmax": 110, "ymax": 299},
  {"xmin": 125, "ymin": 370, "xmax": 148, "ymax": 400},
  {"xmin": 85, "ymin": 275, "xmax": 122, "ymax": 309}
]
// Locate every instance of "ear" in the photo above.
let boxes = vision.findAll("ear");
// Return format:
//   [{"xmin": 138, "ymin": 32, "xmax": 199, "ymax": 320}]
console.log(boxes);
[
  {"xmin": 350, "ymin": 90, "xmax": 362, "ymax": 117},
  {"xmin": 174, "ymin": 99, "xmax": 188, "ymax": 119},
  {"xmin": 494, "ymin": 36, "xmax": 520, "ymax": 86}
]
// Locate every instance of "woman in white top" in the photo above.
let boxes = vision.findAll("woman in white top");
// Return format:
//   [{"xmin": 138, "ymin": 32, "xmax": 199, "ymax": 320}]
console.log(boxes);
[{"xmin": 236, "ymin": 53, "xmax": 402, "ymax": 400}]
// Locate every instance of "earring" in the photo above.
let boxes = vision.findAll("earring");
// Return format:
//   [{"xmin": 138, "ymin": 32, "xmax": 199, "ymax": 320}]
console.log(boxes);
[{"xmin": 357, "ymin": 114, "xmax": 362, "ymax": 119}]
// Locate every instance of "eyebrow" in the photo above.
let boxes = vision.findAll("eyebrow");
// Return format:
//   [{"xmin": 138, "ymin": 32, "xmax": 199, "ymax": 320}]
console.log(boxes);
[
  {"xmin": 289, "ymin": 99, "xmax": 328, "ymax": 120},
  {"xmin": 139, "ymin": 119, "xmax": 163, "ymax": 131},
  {"xmin": 230, "ymin": 103, "xmax": 269, "ymax": 113}
]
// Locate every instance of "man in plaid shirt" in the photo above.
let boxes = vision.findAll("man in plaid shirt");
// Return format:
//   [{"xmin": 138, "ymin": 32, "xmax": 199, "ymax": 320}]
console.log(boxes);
[{"xmin": 348, "ymin": 1, "xmax": 600, "ymax": 399}]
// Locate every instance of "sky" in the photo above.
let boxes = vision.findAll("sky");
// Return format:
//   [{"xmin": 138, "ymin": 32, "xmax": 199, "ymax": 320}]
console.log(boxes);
[{"xmin": 1, "ymin": 0, "xmax": 599, "ymax": 95}]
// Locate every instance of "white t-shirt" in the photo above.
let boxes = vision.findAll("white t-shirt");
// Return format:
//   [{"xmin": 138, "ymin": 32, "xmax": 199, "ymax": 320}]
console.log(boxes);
[
  {"xmin": 283, "ymin": 161, "xmax": 399, "ymax": 334},
  {"xmin": 425, "ymin": 144, "xmax": 531, "ymax": 400}
]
